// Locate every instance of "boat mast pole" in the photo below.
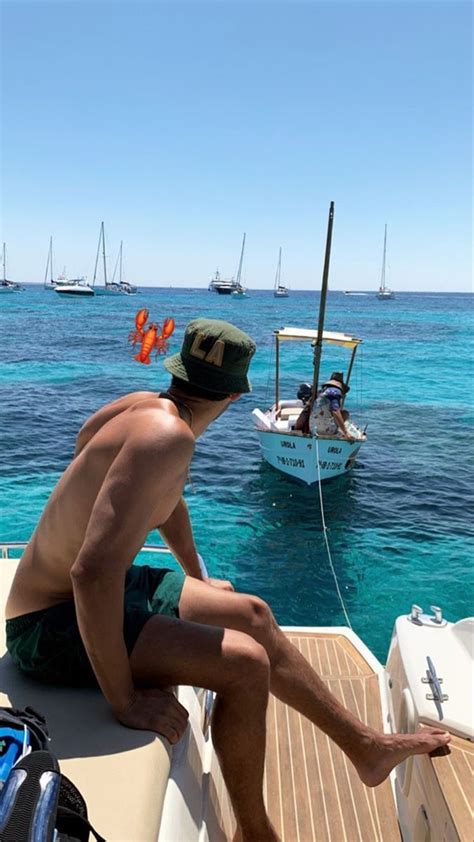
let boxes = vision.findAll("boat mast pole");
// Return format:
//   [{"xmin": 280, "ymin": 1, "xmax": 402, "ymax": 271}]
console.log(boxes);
[
  {"xmin": 236, "ymin": 232, "xmax": 246, "ymax": 286},
  {"xmin": 312, "ymin": 201, "xmax": 335, "ymax": 397},
  {"xmin": 92, "ymin": 223, "xmax": 102, "ymax": 287},
  {"xmin": 2, "ymin": 243, "xmax": 6, "ymax": 283},
  {"xmin": 275, "ymin": 334, "xmax": 280, "ymax": 412},
  {"xmin": 119, "ymin": 240, "xmax": 123, "ymax": 283},
  {"xmin": 102, "ymin": 222, "xmax": 108, "ymax": 287},
  {"xmin": 275, "ymin": 247, "xmax": 281, "ymax": 291},
  {"xmin": 50, "ymin": 236, "xmax": 54, "ymax": 284},
  {"xmin": 43, "ymin": 239, "xmax": 50, "ymax": 287},
  {"xmin": 380, "ymin": 224, "xmax": 387, "ymax": 292}
]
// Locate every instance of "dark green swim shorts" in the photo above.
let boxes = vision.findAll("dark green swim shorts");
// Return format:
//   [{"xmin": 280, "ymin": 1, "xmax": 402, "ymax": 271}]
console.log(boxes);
[{"xmin": 5, "ymin": 564, "xmax": 185, "ymax": 687}]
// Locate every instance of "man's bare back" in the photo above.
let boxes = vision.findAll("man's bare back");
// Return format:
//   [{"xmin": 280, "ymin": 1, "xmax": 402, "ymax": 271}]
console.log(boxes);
[{"xmin": 5, "ymin": 391, "xmax": 194, "ymax": 619}]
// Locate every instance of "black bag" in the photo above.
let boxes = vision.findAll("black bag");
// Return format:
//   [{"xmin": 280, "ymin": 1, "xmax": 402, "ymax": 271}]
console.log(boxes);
[{"xmin": 0, "ymin": 707, "xmax": 105, "ymax": 842}]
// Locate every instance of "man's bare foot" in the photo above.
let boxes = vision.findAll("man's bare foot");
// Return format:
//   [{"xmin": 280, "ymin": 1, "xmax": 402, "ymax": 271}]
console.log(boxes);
[{"xmin": 354, "ymin": 727, "xmax": 451, "ymax": 787}]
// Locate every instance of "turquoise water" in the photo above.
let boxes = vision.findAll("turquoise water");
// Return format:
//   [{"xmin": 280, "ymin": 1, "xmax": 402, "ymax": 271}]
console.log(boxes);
[{"xmin": 1, "ymin": 286, "xmax": 473, "ymax": 662}]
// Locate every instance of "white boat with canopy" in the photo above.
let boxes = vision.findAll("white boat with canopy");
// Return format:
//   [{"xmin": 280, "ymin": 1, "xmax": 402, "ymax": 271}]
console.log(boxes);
[
  {"xmin": 253, "ymin": 203, "xmax": 366, "ymax": 483},
  {"xmin": 1, "ymin": 542, "xmax": 472, "ymax": 841}
]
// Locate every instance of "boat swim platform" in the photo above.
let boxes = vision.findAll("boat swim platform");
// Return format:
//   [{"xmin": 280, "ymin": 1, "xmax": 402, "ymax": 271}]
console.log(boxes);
[{"xmin": 211, "ymin": 631, "xmax": 401, "ymax": 842}]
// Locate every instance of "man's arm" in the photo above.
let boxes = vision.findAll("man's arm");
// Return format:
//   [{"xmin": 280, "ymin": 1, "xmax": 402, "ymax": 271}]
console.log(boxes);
[
  {"xmin": 331, "ymin": 408, "xmax": 353, "ymax": 440},
  {"xmin": 158, "ymin": 498, "xmax": 203, "ymax": 579},
  {"xmin": 71, "ymin": 418, "xmax": 194, "ymax": 719},
  {"xmin": 159, "ymin": 499, "xmax": 234, "ymax": 591}
]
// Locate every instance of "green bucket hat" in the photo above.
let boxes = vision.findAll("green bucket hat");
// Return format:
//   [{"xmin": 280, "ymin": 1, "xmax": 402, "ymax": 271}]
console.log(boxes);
[{"xmin": 164, "ymin": 318, "xmax": 256, "ymax": 394}]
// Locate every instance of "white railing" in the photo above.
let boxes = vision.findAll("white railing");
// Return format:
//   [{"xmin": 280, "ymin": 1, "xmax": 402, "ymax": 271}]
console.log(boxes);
[{"xmin": 0, "ymin": 542, "xmax": 173, "ymax": 560}]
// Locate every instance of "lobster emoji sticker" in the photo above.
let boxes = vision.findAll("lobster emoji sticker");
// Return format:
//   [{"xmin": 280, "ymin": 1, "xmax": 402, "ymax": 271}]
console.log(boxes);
[{"xmin": 128, "ymin": 309, "xmax": 176, "ymax": 364}]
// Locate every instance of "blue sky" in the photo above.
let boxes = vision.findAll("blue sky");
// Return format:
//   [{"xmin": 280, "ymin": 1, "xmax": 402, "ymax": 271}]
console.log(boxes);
[{"xmin": 1, "ymin": 1, "xmax": 472, "ymax": 291}]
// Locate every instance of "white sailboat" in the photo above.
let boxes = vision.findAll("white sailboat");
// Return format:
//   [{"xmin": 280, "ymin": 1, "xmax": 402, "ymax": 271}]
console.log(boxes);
[
  {"xmin": 231, "ymin": 232, "xmax": 248, "ymax": 297},
  {"xmin": 112, "ymin": 240, "xmax": 138, "ymax": 295},
  {"xmin": 273, "ymin": 246, "xmax": 289, "ymax": 297},
  {"xmin": 43, "ymin": 236, "xmax": 56, "ymax": 290},
  {"xmin": 0, "ymin": 243, "xmax": 23, "ymax": 292},
  {"xmin": 1, "ymin": 542, "xmax": 472, "ymax": 841},
  {"xmin": 92, "ymin": 221, "xmax": 121, "ymax": 296},
  {"xmin": 376, "ymin": 224, "xmax": 395, "ymax": 299},
  {"xmin": 253, "ymin": 203, "xmax": 366, "ymax": 484}
]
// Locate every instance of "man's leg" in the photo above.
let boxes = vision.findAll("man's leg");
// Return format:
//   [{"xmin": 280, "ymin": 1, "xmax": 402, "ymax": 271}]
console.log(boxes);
[
  {"xmin": 129, "ymin": 614, "xmax": 278, "ymax": 842},
  {"xmin": 179, "ymin": 579, "xmax": 450, "ymax": 787}
]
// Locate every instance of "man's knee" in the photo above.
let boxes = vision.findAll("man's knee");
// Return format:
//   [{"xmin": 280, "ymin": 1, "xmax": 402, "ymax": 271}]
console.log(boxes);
[
  {"xmin": 244, "ymin": 596, "xmax": 277, "ymax": 641},
  {"xmin": 226, "ymin": 631, "xmax": 271, "ymax": 693}
]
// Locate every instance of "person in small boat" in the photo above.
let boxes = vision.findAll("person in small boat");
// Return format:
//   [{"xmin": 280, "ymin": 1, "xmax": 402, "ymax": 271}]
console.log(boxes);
[
  {"xmin": 5, "ymin": 318, "xmax": 450, "ymax": 842},
  {"xmin": 295, "ymin": 371, "xmax": 354, "ymax": 439}
]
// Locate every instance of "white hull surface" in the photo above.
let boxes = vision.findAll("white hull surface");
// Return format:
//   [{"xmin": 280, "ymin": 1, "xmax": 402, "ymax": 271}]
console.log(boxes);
[
  {"xmin": 94, "ymin": 284, "xmax": 122, "ymax": 296},
  {"xmin": 256, "ymin": 427, "xmax": 363, "ymax": 483},
  {"xmin": 55, "ymin": 283, "xmax": 94, "ymax": 296}
]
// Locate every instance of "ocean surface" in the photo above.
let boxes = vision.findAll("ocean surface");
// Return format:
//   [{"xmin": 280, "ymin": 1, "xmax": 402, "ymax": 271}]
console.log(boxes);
[{"xmin": 1, "ymin": 285, "xmax": 473, "ymax": 662}]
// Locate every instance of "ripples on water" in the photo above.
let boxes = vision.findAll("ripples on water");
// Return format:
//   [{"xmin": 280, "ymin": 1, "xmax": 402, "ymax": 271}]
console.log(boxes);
[{"xmin": 0, "ymin": 287, "xmax": 473, "ymax": 660}]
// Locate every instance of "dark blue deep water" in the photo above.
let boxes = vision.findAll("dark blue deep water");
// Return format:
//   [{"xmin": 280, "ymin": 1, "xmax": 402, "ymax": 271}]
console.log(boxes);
[{"xmin": 1, "ymin": 286, "xmax": 473, "ymax": 661}]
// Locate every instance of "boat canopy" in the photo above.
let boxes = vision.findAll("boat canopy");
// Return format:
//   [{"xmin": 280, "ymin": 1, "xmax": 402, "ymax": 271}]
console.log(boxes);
[{"xmin": 274, "ymin": 327, "xmax": 362, "ymax": 349}]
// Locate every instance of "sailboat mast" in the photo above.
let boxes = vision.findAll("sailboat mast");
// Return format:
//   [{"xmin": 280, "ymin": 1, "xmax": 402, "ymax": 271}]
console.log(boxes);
[
  {"xmin": 312, "ymin": 201, "xmax": 335, "ymax": 397},
  {"xmin": 274, "ymin": 247, "xmax": 282, "ymax": 291},
  {"xmin": 2, "ymin": 243, "xmax": 6, "ymax": 283},
  {"xmin": 236, "ymin": 233, "xmax": 246, "ymax": 285},
  {"xmin": 50, "ymin": 236, "xmax": 54, "ymax": 284},
  {"xmin": 101, "ymin": 222, "xmax": 108, "ymax": 286},
  {"xmin": 380, "ymin": 224, "xmax": 387, "ymax": 292},
  {"xmin": 44, "ymin": 237, "xmax": 53, "ymax": 286},
  {"xmin": 119, "ymin": 240, "xmax": 123, "ymax": 284},
  {"xmin": 92, "ymin": 223, "xmax": 102, "ymax": 286}
]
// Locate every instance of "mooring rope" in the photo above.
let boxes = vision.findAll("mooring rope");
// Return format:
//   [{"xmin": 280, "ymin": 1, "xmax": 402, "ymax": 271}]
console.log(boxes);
[{"xmin": 315, "ymin": 436, "xmax": 353, "ymax": 629}]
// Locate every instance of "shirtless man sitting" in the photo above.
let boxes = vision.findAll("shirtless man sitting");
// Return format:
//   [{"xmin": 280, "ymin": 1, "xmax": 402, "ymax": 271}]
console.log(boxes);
[{"xmin": 5, "ymin": 318, "xmax": 449, "ymax": 842}]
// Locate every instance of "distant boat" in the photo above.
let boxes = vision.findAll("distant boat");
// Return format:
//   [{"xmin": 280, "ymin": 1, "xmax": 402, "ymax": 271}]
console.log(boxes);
[
  {"xmin": 231, "ymin": 233, "xmax": 248, "ymax": 298},
  {"xmin": 208, "ymin": 270, "xmax": 234, "ymax": 294},
  {"xmin": 54, "ymin": 262, "xmax": 94, "ymax": 297},
  {"xmin": 55, "ymin": 275, "xmax": 94, "ymax": 296},
  {"xmin": 43, "ymin": 236, "xmax": 56, "ymax": 290},
  {"xmin": 92, "ymin": 222, "xmax": 122, "ymax": 296},
  {"xmin": 273, "ymin": 247, "xmax": 289, "ymax": 298},
  {"xmin": 252, "ymin": 202, "xmax": 366, "ymax": 484},
  {"xmin": 376, "ymin": 224, "xmax": 395, "ymax": 300},
  {"xmin": 344, "ymin": 291, "xmax": 369, "ymax": 296},
  {"xmin": 111, "ymin": 240, "xmax": 138, "ymax": 295},
  {"xmin": 0, "ymin": 243, "xmax": 23, "ymax": 292}
]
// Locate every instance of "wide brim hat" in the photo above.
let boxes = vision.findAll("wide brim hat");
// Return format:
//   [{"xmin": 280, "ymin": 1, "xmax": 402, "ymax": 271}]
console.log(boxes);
[
  {"xmin": 322, "ymin": 371, "xmax": 350, "ymax": 394},
  {"xmin": 164, "ymin": 317, "xmax": 256, "ymax": 394}
]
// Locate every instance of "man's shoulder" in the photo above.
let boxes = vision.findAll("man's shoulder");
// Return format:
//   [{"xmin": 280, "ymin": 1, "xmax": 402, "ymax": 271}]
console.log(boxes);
[{"xmin": 124, "ymin": 405, "xmax": 195, "ymax": 453}]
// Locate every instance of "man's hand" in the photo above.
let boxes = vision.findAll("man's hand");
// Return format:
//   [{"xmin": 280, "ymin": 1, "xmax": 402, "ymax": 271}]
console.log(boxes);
[
  {"xmin": 116, "ymin": 688, "xmax": 189, "ymax": 744},
  {"xmin": 204, "ymin": 577, "xmax": 235, "ymax": 592}
]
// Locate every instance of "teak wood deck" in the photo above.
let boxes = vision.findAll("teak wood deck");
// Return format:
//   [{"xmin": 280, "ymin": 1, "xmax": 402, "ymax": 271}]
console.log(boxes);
[
  {"xmin": 429, "ymin": 729, "xmax": 474, "ymax": 841},
  {"xmin": 212, "ymin": 632, "xmax": 401, "ymax": 842}
]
